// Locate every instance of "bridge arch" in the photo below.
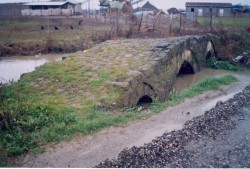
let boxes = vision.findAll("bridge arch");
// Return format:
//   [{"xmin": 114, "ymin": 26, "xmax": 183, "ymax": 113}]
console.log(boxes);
[
  {"xmin": 205, "ymin": 40, "xmax": 216, "ymax": 61},
  {"xmin": 178, "ymin": 49, "xmax": 199, "ymax": 75},
  {"xmin": 178, "ymin": 60, "xmax": 195, "ymax": 75},
  {"xmin": 125, "ymin": 81, "xmax": 157, "ymax": 106},
  {"xmin": 109, "ymin": 35, "xmax": 220, "ymax": 107},
  {"xmin": 137, "ymin": 95, "xmax": 153, "ymax": 105}
]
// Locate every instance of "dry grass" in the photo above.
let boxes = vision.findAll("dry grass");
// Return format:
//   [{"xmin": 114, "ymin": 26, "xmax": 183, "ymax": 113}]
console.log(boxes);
[
  {"xmin": 0, "ymin": 14, "xmax": 188, "ymax": 56},
  {"xmin": 0, "ymin": 16, "xmax": 119, "ymax": 56}
]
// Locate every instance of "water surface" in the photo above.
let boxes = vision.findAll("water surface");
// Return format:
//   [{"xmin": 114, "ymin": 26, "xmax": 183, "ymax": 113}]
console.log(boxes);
[
  {"xmin": 0, "ymin": 54, "xmax": 62, "ymax": 84},
  {"xmin": 174, "ymin": 68, "xmax": 228, "ymax": 92}
]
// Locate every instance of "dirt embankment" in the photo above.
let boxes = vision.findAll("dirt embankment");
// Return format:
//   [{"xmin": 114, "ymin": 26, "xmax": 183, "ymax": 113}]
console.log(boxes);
[
  {"xmin": 0, "ymin": 40, "xmax": 93, "ymax": 57},
  {"xmin": 18, "ymin": 71, "xmax": 250, "ymax": 168}
]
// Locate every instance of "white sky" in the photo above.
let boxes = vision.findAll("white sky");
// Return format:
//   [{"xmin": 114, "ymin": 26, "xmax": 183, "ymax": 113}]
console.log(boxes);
[{"xmin": 0, "ymin": 0, "xmax": 249, "ymax": 10}]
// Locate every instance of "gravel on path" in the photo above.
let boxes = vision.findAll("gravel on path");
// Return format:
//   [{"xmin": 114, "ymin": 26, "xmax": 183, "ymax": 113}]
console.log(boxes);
[{"xmin": 97, "ymin": 85, "xmax": 250, "ymax": 168}]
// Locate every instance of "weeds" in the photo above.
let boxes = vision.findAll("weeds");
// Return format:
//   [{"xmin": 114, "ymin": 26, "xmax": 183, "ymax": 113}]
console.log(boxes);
[
  {"xmin": 207, "ymin": 57, "xmax": 244, "ymax": 71},
  {"xmin": 150, "ymin": 74, "xmax": 238, "ymax": 113},
  {"xmin": 211, "ymin": 26, "xmax": 250, "ymax": 60}
]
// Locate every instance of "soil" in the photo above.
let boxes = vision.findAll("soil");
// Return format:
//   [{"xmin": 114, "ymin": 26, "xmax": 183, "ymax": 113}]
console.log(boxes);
[{"xmin": 17, "ymin": 70, "xmax": 250, "ymax": 167}]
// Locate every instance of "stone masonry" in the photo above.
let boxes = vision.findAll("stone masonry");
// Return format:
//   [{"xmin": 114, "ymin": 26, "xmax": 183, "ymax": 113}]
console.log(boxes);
[
  {"xmin": 65, "ymin": 34, "xmax": 219, "ymax": 107},
  {"xmin": 110, "ymin": 34, "xmax": 219, "ymax": 106}
]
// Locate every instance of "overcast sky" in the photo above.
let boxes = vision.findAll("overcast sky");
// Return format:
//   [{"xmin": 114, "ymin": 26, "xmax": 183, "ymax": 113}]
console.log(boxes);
[{"xmin": 0, "ymin": 0, "xmax": 249, "ymax": 10}]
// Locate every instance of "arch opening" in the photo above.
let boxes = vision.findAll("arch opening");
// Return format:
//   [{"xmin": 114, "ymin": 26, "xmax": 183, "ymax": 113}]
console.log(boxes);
[
  {"xmin": 137, "ymin": 95, "xmax": 153, "ymax": 106},
  {"xmin": 178, "ymin": 60, "xmax": 195, "ymax": 75}
]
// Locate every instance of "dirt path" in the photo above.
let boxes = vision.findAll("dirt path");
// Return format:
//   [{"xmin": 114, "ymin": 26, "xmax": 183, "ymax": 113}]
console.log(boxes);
[{"xmin": 19, "ymin": 71, "xmax": 250, "ymax": 168}]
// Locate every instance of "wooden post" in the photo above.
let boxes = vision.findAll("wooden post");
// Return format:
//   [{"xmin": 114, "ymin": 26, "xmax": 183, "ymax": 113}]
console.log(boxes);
[
  {"xmin": 138, "ymin": 12, "xmax": 143, "ymax": 32},
  {"xmin": 158, "ymin": 13, "xmax": 162, "ymax": 30},
  {"xmin": 115, "ymin": 8, "xmax": 118, "ymax": 37},
  {"xmin": 169, "ymin": 13, "xmax": 172, "ymax": 34},
  {"xmin": 179, "ymin": 11, "xmax": 182, "ymax": 29},
  {"xmin": 210, "ymin": 7, "xmax": 213, "ymax": 29},
  {"xmin": 126, "ymin": 14, "xmax": 128, "ymax": 25}
]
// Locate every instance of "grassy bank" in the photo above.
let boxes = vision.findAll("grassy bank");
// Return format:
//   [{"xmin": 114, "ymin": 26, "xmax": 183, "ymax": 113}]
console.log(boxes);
[
  {"xmin": 0, "ymin": 74, "xmax": 238, "ymax": 160},
  {"xmin": 197, "ymin": 17, "xmax": 250, "ymax": 27}
]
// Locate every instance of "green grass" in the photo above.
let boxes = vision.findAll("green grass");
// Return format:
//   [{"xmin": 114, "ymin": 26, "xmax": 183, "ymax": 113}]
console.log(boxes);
[
  {"xmin": 207, "ymin": 57, "xmax": 244, "ymax": 71},
  {"xmin": 197, "ymin": 17, "xmax": 250, "ymax": 27},
  {"xmin": 150, "ymin": 74, "xmax": 238, "ymax": 113},
  {"xmin": 0, "ymin": 74, "xmax": 238, "ymax": 158}
]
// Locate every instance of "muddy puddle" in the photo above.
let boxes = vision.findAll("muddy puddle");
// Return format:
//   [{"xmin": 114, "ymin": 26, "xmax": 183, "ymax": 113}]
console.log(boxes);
[{"xmin": 0, "ymin": 54, "xmax": 62, "ymax": 84}]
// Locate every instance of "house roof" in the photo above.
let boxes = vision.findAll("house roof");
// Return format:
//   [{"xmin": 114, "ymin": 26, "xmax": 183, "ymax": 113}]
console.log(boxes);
[
  {"xmin": 23, "ymin": 2, "xmax": 67, "ymax": 6},
  {"xmin": 67, "ymin": 0, "xmax": 81, "ymax": 5},
  {"xmin": 186, "ymin": 2, "xmax": 232, "ymax": 8},
  {"xmin": 167, "ymin": 8, "xmax": 180, "ymax": 14},
  {"xmin": 141, "ymin": 1, "xmax": 159, "ymax": 11},
  {"xmin": 23, "ymin": 1, "xmax": 81, "ymax": 6}
]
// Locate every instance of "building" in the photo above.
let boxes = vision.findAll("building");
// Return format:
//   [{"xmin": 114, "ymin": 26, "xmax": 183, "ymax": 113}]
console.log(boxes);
[
  {"xmin": 0, "ymin": 3, "xmax": 22, "ymax": 16},
  {"xmin": 21, "ymin": 0, "xmax": 82, "ymax": 16},
  {"xmin": 186, "ymin": 2, "xmax": 232, "ymax": 21},
  {"xmin": 167, "ymin": 8, "xmax": 180, "ymax": 15},
  {"xmin": 134, "ymin": 1, "xmax": 160, "ymax": 13}
]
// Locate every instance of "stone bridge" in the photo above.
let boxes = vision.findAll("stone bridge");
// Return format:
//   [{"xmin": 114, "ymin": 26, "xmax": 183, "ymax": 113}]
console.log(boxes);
[
  {"xmin": 99, "ymin": 34, "xmax": 219, "ymax": 107},
  {"xmin": 47, "ymin": 34, "xmax": 219, "ymax": 108}
]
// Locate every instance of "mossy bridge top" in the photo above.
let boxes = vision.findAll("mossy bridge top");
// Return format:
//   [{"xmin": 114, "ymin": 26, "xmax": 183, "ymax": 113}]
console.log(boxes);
[{"xmin": 22, "ymin": 34, "xmax": 219, "ymax": 109}]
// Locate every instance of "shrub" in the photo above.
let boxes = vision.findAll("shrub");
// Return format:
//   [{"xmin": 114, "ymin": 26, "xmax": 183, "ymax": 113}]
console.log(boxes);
[{"xmin": 207, "ymin": 57, "xmax": 244, "ymax": 71}]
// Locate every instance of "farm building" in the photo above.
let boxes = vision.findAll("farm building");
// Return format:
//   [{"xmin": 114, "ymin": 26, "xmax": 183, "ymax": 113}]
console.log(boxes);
[
  {"xmin": 0, "ymin": 3, "xmax": 22, "ymax": 16},
  {"xmin": 186, "ymin": 2, "xmax": 232, "ymax": 21},
  {"xmin": 134, "ymin": 1, "xmax": 160, "ymax": 13},
  {"xmin": 21, "ymin": 0, "xmax": 82, "ymax": 16}
]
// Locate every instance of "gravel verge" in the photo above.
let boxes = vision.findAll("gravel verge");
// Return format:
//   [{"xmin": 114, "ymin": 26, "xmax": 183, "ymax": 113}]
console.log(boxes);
[{"xmin": 97, "ymin": 85, "xmax": 250, "ymax": 168}]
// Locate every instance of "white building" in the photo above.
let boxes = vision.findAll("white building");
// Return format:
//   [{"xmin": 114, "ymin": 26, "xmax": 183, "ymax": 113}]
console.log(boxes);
[{"xmin": 21, "ymin": 1, "xmax": 82, "ymax": 16}]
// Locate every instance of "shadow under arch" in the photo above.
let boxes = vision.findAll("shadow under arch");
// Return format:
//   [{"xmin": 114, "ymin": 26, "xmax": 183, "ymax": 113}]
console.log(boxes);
[
  {"xmin": 206, "ymin": 51, "xmax": 212, "ymax": 61},
  {"xmin": 178, "ymin": 60, "xmax": 195, "ymax": 75},
  {"xmin": 137, "ymin": 95, "xmax": 153, "ymax": 106}
]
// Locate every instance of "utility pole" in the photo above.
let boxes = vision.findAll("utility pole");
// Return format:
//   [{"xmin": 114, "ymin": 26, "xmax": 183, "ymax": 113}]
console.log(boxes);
[{"xmin": 179, "ymin": 10, "xmax": 182, "ymax": 29}]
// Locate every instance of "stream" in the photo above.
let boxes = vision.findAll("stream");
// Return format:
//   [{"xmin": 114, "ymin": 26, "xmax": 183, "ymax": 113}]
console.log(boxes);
[
  {"xmin": 0, "ymin": 54, "xmax": 228, "ymax": 91},
  {"xmin": 0, "ymin": 54, "xmax": 62, "ymax": 84}
]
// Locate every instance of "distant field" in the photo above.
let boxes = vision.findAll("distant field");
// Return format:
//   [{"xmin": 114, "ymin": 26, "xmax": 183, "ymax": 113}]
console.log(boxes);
[
  {"xmin": 197, "ymin": 17, "xmax": 250, "ymax": 27},
  {"xmin": 0, "ymin": 16, "xmax": 129, "ymax": 56},
  {"xmin": 0, "ymin": 16, "xmax": 112, "ymax": 44}
]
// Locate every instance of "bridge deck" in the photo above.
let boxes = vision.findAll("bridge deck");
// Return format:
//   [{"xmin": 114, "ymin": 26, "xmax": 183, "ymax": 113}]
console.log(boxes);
[{"xmin": 22, "ymin": 35, "xmax": 218, "ymax": 110}]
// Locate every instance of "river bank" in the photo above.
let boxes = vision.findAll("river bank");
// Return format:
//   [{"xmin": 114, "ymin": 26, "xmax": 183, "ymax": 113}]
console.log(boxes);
[{"xmin": 18, "ymin": 70, "xmax": 250, "ymax": 167}]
